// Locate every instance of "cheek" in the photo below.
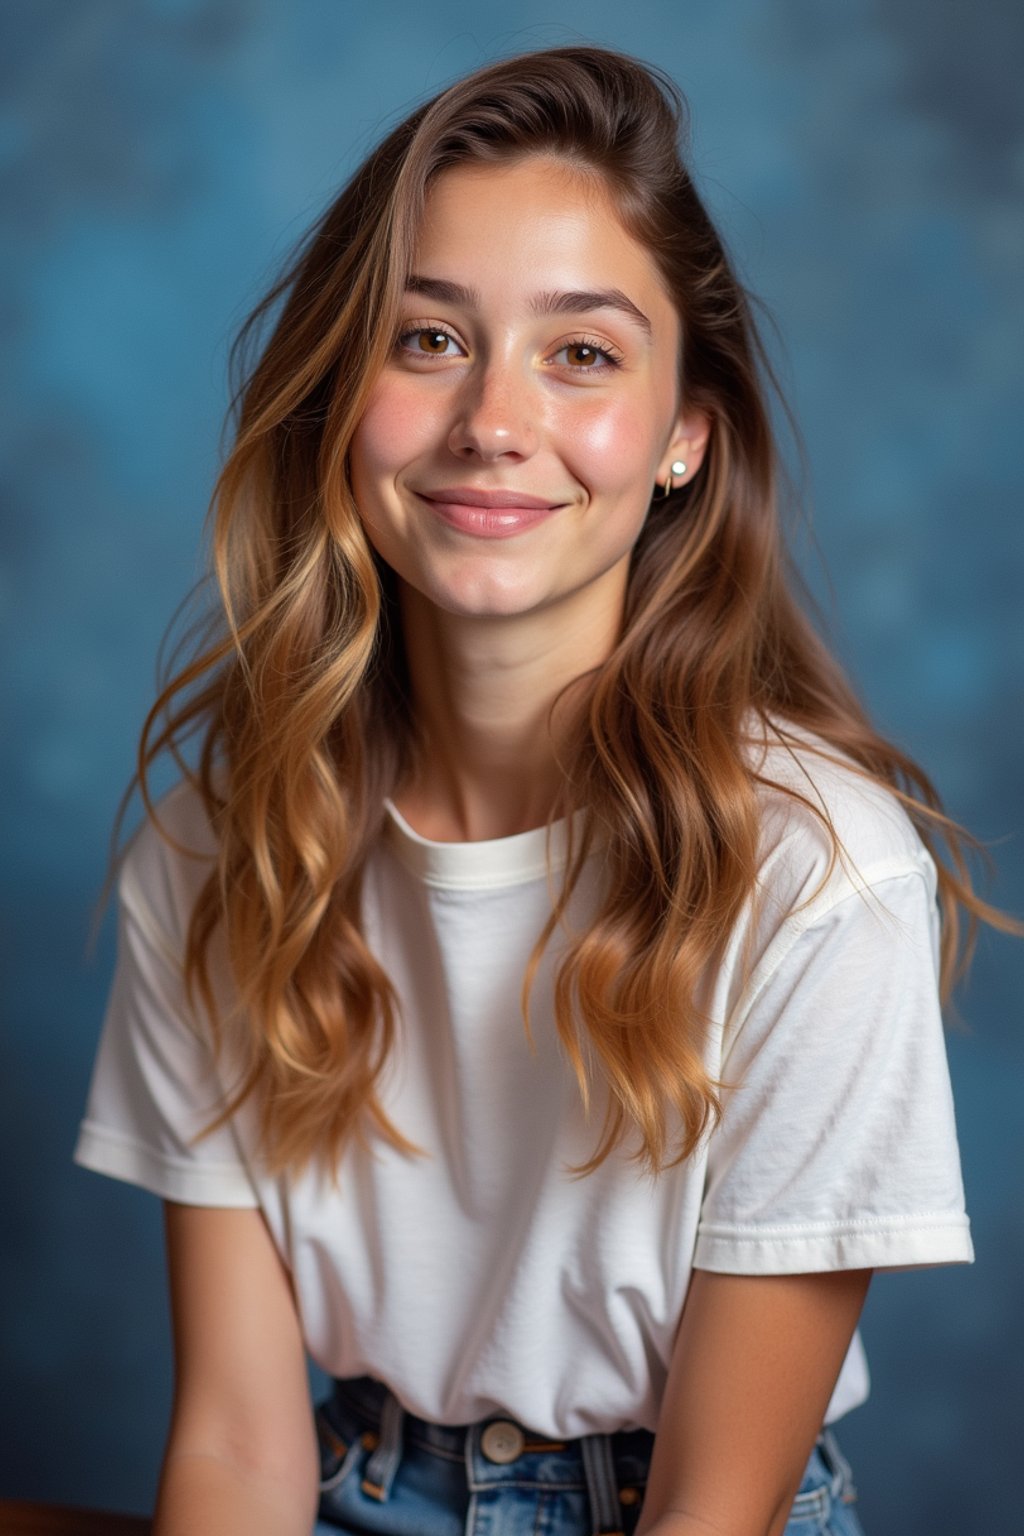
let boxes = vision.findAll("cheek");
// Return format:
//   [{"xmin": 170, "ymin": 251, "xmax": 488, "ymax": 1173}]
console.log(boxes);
[
  {"xmin": 350, "ymin": 376, "xmax": 438, "ymax": 483},
  {"xmin": 563, "ymin": 397, "xmax": 660, "ymax": 494}
]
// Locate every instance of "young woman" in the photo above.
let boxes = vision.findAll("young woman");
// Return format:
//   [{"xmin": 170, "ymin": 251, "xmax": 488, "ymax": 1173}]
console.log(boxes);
[{"xmin": 74, "ymin": 45, "xmax": 1007, "ymax": 1536}]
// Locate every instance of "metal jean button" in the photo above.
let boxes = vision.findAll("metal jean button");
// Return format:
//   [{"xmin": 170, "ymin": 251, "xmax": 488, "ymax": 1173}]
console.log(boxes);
[{"xmin": 481, "ymin": 1420, "xmax": 525, "ymax": 1463}]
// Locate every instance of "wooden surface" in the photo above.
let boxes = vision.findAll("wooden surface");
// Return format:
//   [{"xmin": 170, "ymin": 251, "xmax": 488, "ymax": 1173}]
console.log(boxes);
[{"xmin": 0, "ymin": 1503, "xmax": 150, "ymax": 1535}]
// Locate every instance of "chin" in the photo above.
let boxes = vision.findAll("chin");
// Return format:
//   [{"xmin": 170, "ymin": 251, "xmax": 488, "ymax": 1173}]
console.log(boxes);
[
  {"xmin": 429, "ymin": 584, "xmax": 550, "ymax": 620},
  {"xmin": 396, "ymin": 559, "xmax": 555, "ymax": 620}
]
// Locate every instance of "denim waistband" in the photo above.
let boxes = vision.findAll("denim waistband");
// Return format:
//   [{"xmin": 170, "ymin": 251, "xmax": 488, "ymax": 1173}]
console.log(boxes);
[
  {"xmin": 324, "ymin": 1375, "xmax": 656, "ymax": 1536},
  {"xmin": 816, "ymin": 1424, "xmax": 858, "ymax": 1503}
]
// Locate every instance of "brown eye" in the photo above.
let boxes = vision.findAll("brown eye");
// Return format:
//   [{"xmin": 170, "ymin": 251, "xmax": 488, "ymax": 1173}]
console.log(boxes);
[
  {"xmin": 551, "ymin": 338, "xmax": 622, "ymax": 372},
  {"xmin": 396, "ymin": 325, "xmax": 464, "ymax": 359}
]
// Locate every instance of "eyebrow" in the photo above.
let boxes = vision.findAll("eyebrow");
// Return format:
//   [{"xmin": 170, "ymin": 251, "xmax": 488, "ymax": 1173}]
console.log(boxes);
[{"xmin": 405, "ymin": 275, "xmax": 653, "ymax": 339}]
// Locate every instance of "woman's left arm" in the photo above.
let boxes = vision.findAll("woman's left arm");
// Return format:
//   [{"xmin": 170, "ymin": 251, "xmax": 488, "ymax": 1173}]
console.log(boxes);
[{"xmin": 635, "ymin": 1266, "xmax": 873, "ymax": 1536}]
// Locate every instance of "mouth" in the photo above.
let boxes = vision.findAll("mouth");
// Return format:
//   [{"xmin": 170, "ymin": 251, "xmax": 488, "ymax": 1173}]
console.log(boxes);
[{"xmin": 414, "ymin": 487, "xmax": 567, "ymax": 538}]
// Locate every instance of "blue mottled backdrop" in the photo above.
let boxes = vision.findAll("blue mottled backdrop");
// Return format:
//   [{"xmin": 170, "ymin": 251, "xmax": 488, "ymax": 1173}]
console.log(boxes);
[{"xmin": 2, "ymin": 2, "xmax": 1022, "ymax": 1530}]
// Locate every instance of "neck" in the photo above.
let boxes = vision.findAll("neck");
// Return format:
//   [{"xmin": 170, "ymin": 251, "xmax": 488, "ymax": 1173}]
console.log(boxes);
[{"xmin": 393, "ymin": 582, "xmax": 624, "ymax": 842}]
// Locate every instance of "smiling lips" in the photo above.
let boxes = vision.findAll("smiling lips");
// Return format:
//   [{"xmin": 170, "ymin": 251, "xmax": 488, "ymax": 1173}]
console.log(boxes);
[{"xmin": 415, "ymin": 487, "xmax": 566, "ymax": 538}]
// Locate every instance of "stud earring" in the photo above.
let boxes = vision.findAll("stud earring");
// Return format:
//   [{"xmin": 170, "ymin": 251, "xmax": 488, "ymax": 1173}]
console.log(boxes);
[{"xmin": 656, "ymin": 459, "xmax": 688, "ymax": 499}]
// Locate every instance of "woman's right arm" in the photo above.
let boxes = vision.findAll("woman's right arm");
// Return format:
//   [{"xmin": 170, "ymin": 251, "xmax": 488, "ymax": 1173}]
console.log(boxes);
[{"xmin": 153, "ymin": 1201, "xmax": 320, "ymax": 1536}]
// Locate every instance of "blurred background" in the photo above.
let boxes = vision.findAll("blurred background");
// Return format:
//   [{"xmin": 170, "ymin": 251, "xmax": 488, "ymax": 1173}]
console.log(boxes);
[{"xmin": 1, "ymin": 1, "xmax": 1021, "ymax": 1530}]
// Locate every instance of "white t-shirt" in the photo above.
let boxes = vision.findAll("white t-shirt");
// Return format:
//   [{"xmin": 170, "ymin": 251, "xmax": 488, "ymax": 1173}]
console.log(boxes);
[{"xmin": 73, "ymin": 729, "xmax": 973, "ymax": 1437}]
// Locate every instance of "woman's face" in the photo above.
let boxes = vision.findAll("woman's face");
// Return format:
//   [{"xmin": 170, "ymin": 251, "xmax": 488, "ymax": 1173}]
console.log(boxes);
[{"xmin": 348, "ymin": 154, "xmax": 708, "ymax": 627}]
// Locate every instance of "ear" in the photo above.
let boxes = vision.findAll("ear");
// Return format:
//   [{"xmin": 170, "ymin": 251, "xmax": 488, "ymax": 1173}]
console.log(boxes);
[{"xmin": 657, "ymin": 405, "xmax": 713, "ymax": 488}]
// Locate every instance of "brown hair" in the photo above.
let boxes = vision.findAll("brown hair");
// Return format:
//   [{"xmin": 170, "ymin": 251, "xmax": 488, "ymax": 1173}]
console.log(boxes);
[{"xmin": 128, "ymin": 45, "xmax": 1017, "ymax": 1181}]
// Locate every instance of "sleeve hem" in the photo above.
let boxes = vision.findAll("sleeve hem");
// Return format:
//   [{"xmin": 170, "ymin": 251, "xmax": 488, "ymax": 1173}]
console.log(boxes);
[
  {"xmin": 73, "ymin": 1122, "xmax": 260, "ymax": 1208},
  {"xmin": 693, "ymin": 1215, "xmax": 974, "ymax": 1273}
]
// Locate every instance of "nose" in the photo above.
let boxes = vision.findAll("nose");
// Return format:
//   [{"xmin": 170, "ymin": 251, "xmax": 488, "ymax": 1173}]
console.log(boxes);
[{"xmin": 446, "ymin": 357, "xmax": 539, "ymax": 462}]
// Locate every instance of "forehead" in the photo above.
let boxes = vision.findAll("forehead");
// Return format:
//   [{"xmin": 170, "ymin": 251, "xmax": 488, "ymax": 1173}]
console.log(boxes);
[{"xmin": 411, "ymin": 155, "xmax": 677, "ymax": 321}]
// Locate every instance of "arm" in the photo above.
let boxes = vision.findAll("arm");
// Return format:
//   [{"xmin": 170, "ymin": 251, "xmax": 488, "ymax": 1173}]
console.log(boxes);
[
  {"xmin": 153, "ymin": 1202, "xmax": 320, "ymax": 1536},
  {"xmin": 634, "ymin": 1266, "xmax": 872, "ymax": 1536}
]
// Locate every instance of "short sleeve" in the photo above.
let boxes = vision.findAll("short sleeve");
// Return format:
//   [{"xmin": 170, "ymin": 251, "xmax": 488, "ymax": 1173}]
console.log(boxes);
[
  {"xmin": 694, "ymin": 865, "xmax": 974, "ymax": 1273},
  {"xmin": 73, "ymin": 837, "xmax": 259, "ymax": 1208}
]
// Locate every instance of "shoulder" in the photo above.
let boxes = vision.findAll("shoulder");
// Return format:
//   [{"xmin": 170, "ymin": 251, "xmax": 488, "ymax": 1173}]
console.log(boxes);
[
  {"xmin": 742, "ymin": 715, "xmax": 936, "ymax": 925},
  {"xmin": 117, "ymin": 778, "xmax": 220, "ymax": 944},
  {"xmin": 712, "ymin": 717, "xmax": 946, "ymax": 1064}
]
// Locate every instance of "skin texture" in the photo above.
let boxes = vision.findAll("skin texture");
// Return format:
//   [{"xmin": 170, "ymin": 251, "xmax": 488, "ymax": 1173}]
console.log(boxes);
[
  {"xmin": 634, "ymin": 1268, "xmax": 873, "ymax": 1536},
  {"xmin": 153, "ymin": 1203, "xmax": 319, "ymax": 1536},
  {"xmin": 348, "ymin": 154, "xmax": 710, "ymax": 840}
]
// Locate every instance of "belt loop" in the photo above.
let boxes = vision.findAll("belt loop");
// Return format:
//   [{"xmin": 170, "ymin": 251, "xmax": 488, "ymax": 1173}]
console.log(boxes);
[
  {"xmin": 361, "ymin": 1388, "xmax": 406, "ymax": 1501},
  {"xmin": 580, "ymin": 1432, "xmax": 625, "ymax": 1536},
  {"xmin": 818, "ymin": 1427, "xmax": 855, "ymax": 1500}
]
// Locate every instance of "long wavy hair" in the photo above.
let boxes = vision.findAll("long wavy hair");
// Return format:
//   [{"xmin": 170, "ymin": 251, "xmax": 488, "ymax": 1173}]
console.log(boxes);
[{"xmin": 127, "ymin": 45, "xmax": 1016, "ymax": 1182}]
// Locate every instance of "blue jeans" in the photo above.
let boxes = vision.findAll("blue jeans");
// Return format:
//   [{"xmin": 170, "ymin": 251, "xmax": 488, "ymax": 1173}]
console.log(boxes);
[{"xmin": 314, "ymin": 1375, "xmax": 865, "ymax": 1536}]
